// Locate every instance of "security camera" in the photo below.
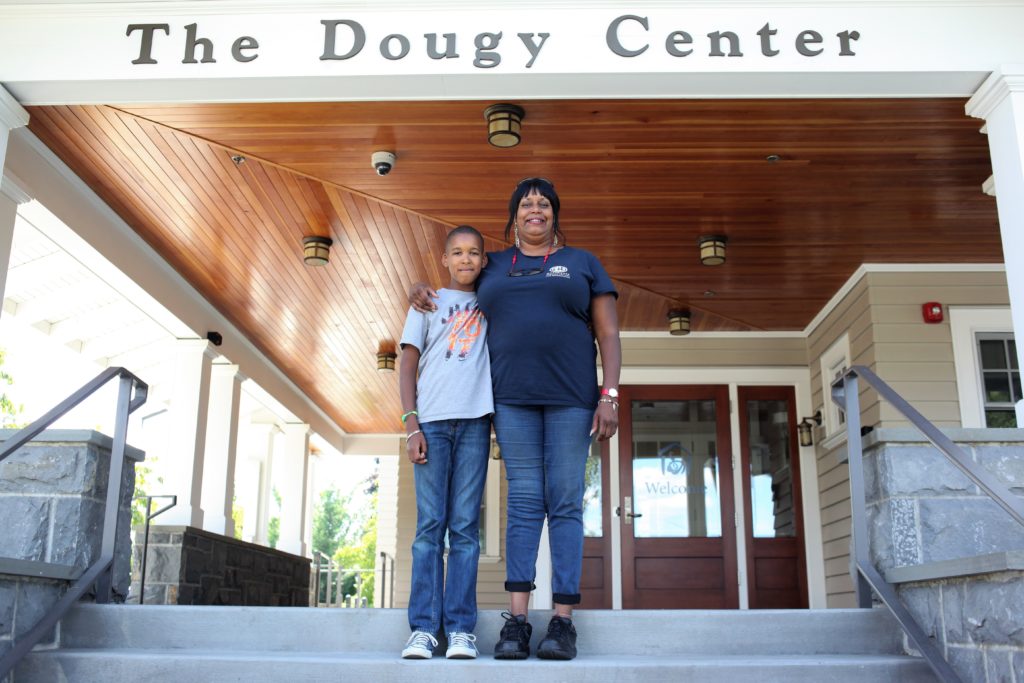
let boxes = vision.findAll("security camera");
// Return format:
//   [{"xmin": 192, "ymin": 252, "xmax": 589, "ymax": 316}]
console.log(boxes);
[{"xmin": 372, "ymin": 150, "xmax": 396, "ymax": 176}]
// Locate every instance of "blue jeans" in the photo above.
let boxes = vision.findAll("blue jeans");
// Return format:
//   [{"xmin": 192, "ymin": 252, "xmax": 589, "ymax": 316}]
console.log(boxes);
[
  {"xmin": 408, "ymin": 416, "xmax": 491, "ymax": 635},
  {"xmin": 494, "ymin": 403, "xmax": 593, "ymax": 605}
]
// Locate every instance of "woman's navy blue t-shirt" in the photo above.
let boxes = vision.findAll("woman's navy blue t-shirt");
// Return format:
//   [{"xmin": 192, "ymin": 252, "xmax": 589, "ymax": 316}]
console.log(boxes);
[{"xmin": 476, "ymin": 246, "xmax": 617, "ymax": 409}]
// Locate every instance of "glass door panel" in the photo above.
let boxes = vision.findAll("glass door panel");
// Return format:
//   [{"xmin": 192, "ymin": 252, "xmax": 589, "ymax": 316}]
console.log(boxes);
[{"xmin": 631, "ymin": 400, "xmax": 721, "ymax": 538}]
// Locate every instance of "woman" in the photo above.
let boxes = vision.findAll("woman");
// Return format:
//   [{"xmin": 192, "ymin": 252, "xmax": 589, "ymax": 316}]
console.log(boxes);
[{"xmin": 410, "ymin": 177, "xmax": 621, "ymax": 661}]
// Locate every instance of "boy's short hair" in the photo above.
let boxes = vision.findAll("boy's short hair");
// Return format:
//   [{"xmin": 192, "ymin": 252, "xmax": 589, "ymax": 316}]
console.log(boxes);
[{"xmin": 446, "ymin": 225, "xmax": 484, "ymax": 251}]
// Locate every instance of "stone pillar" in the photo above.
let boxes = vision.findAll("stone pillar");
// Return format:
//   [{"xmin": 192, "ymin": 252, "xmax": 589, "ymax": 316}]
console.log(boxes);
[
  {"xmin": 200, "ymin": 363, "xmax": 244, "ymax": 536},
  {"xmin": 158, "ymin": 339, "xmax": 216, "ymax": 528},
  {"xmin": 966, "ymin": 67, "xmax": 1024, "ymax": 424},
  {"xmin": 0, "ymin": 86, "xmax": 30, "ymax": 314},
  {"xmin": 277, "ymin": 423, "xmax": 310, "ymax": 557}
]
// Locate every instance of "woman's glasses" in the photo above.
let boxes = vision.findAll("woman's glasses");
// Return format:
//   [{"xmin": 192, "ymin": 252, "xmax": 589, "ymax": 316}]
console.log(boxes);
[{"xmin": 507, "ymin": 266, "xmax": 545, "ymax": 278}]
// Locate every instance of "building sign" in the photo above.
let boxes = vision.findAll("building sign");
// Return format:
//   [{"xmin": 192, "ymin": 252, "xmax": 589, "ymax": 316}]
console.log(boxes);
[
  {"xmin": 4, "ymin": 4, "xmax": 1024, "ymax": 103},
  {"xmin": 125, "ymin": 15, "xmax": 861, "ymax": 68}
]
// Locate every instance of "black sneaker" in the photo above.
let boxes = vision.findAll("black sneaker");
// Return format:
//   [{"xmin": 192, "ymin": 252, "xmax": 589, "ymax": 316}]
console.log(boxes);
[
  {"xmin": 494, "ymin": 612, "xmax": 532, "ymax": 659},
  {"xmin": 537, "ymin": 616, "xmax": 577, "ymax": 660}
]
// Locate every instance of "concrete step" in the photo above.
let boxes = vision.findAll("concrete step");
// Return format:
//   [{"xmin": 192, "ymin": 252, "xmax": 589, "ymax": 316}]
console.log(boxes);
[
  {"xmin": 52, "ymin": 605, "xmax": 906, "ymax": 655},
  {"xmin": 16, "ymin": 650, "xmax": 937, "ymax": 683},
  {"xmin": 14, "ymin": 605, "xmax": 939, "ymax": 682}
]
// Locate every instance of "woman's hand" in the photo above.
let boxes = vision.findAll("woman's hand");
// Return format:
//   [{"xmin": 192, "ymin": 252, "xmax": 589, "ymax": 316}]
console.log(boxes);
[
  {"xmin": 409, "ymin": 282, "xmax": 439, "ymax": 313},
  {"xmin": 406, "ymin": 432, "xmax": 427, "ymax": 465},
  {"xmin": 591, "ymin": 400, "xmax": 619, "ymax": 441}
]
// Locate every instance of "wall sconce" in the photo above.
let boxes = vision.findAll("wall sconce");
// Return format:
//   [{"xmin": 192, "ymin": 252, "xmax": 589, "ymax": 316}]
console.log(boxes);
[
  {"xmin": 376, "ymin": 349, "xmax": 397, "ymax": 373},
  {"xmin": 483, "ymin": 103, "xmax": 525, "ymax": 148},
  {"xmin": 302, "ymin": 236, "xmax": 333, "ymax": 266},
  {"xmin": 797, "ymin": 411, "xmax": 823, "ymax": 447},
  {"xmin": 667, "ymin": 309, "xmax": 691, "ymax": 336},
  {"xmin": 698, "ymin": 235, "xmax": 728, "ymax": 266}
]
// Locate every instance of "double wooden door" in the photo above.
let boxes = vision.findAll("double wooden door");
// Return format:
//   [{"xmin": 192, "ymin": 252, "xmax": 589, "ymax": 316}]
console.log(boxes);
[{"xmin": 580, "ymin": 384, "xmax": 807, "ymax": 610}]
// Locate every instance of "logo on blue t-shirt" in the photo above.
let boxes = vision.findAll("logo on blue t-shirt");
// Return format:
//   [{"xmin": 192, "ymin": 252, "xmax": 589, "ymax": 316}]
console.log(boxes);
[{"xmin": 547, "ymin": 265, "xmax": 570, "ymax": 279}]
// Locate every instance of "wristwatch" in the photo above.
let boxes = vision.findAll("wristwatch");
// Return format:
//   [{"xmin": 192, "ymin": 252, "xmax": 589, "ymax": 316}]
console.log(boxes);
[{"xmin": 601, "ymin": 387, "xmax": 619, "ymax": 399}]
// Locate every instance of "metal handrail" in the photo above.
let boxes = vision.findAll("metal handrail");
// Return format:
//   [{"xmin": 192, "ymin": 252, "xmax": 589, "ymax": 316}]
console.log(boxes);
[
  {"xmin": 833, "ymin": 364, "xmax": 1024, "ymax": 683},
  {"xmin": 311, "ymin": 550, "xmax": 380, "ymax": 608},
  {"xmin": 133, "ymin": 494, "xmax": 177, "ymax": 604},
  {"xmin": 379, "ymin": 551, "xmax": 394, "ymax": 608},
  {"xmin": 0, "ymin": 367, "xmax": 147, "ymax": 678}
]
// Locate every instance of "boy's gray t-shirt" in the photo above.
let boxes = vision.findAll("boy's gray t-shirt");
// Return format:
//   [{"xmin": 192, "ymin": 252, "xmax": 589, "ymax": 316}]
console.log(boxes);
[{"xmin": 399, "ymin": 288, "xmax": 493, "ymax": 423}]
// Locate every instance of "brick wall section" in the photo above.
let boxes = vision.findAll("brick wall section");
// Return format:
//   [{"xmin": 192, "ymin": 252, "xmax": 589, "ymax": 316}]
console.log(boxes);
[
  {"xmin": 862, "ymin": 428, "xmax": 1024, "ymax": 682},
  {"xmin": 0, "ymin": 429, "xmax": 141, "ymax": 662},
  {"xmin": 131, "ymin": 525, "xmax": 311, "ymax": 606}
]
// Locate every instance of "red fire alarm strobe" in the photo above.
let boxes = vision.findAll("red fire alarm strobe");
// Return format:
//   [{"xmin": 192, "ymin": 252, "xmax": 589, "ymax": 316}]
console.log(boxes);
[{"xmin": 922, "ymin": 302, "xmax": 944, "ymax": 324}]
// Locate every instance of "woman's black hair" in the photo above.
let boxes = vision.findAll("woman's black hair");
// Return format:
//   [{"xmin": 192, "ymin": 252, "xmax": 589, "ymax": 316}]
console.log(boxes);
[{"xmin": 503, "ymin": 177, "xmax": 563, "ymax": 245}]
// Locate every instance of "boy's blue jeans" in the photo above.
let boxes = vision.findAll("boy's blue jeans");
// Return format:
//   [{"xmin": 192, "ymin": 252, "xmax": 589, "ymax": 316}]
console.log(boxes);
[
  {"xmin": 408, "ymin": 416, "xmax": 491, "ymax": 636},
  {"xmin": 494, "ymin": 403, "xmax": 593, "ymax": 606}
]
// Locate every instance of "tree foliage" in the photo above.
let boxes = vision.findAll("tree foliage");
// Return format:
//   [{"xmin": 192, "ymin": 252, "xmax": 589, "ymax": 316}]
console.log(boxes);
[
  {"xmin": 312, "ymin": 488, "xmax": 356, "ymax": 558},
  {"xmin": 0, "ymin": 348, "xmax": 24, "ymax": 427},
  {"xmin": 311, "ymin": 465, "xmax": 379, "ymax": 605}
]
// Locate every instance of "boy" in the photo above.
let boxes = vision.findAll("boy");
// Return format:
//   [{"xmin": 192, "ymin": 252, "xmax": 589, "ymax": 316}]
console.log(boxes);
[{"xmin": 399, "ymin": 225, "xmax": 493, "ymax": 660}]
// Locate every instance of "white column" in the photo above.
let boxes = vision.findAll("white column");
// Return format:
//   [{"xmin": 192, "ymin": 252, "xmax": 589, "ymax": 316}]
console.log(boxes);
[
  {"xmin": 277, "ymin": 423, "xmax": 311, "ymax": 557},
  {"xmin": 0, "ymin": 86, "xmax": 30, "ymax": 312},
  {"xmin": 159, "ymin": 338, "xmax": 216, "ymax": 527},
  {"xmin": 200, "ymin": 363, "xmax": 244, "ymax": 536},
  {"xmin": 303, "ymin": 448, "xmax": 320, "ymax": 556},
  {"xmin": 235, "ymin": 421, "xmax": 278, "ymax": 545},
  {"xmin": 967, "ymin": 67, "xmax": 1024, "ymax": 424}
]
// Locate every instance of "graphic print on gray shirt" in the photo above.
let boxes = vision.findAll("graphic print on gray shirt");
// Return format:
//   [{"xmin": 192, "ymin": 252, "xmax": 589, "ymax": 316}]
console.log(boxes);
[{"xmin": 399, "ymin": 288, "xmax": 494, "ymax": 423}]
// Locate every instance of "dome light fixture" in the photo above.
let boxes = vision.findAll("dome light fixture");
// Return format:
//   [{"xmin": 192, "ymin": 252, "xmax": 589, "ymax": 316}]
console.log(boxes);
[
  {"xmin": 698, "ymin": 235, "xmax": 728, "ymax": 266},
  {"xmin": 302, "ymin": 236, "xmax": 333, "ymax": 266},
  {"xmin": 667, "ymin": 309, "xmax": 691, "ymax": 336},
  {"xmin": 483, "ymin": 103, "xmax": 526, "ymax": 148}
]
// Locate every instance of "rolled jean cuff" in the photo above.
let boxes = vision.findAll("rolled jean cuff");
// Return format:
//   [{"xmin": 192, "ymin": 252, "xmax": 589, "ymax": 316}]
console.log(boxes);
[
  {"xmin": 553, "ymin": 592, "xmax": 581, "ymax": 605},
  {"xmin": 504, "ymin": 581, "xmax": 536, "ymax": 593}
]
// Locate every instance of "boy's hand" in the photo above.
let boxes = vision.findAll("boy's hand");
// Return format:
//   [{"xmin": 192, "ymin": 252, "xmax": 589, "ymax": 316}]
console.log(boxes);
[
  {"xmin": 406, "ymin": 432, "xmax": 428, "ymax": 465},
  {"xmin": 409, "ymin": 282, "xmax": 439, "ymax": 313}
]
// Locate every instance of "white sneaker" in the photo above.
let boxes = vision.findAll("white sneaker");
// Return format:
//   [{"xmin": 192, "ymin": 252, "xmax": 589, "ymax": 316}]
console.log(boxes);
[
  {"xmin": 446, "ymin": 631, "xmax": 478, "ymax": 659},
  {"xmin": 402, "ymin": 631, "xmax": 438, "ymax": 659}
]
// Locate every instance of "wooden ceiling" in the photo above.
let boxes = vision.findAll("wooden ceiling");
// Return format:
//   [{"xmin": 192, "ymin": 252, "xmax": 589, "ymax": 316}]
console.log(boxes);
[{"xmin": 24, "ymin": 98, "xmax": 1000, "ymax": 434}]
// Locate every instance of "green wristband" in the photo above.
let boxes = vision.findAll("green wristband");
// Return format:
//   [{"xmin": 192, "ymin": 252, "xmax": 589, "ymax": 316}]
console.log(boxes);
[{"xmin": 401, "ymin": 410, "xmax": 418, "ymax": 424}]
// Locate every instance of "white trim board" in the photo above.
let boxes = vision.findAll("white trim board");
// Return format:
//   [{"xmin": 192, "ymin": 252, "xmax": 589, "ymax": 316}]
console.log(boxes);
[{"xmin": 949, "ymin": 306, "xmax": 1014, "ymax": 428}]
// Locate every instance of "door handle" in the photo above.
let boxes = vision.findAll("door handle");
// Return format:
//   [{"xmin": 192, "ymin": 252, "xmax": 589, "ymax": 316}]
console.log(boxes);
[{"xmin": 622, "ymin": 496, "xmax": 642, "ymax": 524}]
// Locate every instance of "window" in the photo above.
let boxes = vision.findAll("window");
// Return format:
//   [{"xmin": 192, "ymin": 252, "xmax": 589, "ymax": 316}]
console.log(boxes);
[
  {"xmin": 950, "ymin": 307, "xmax": 1014, "ymax": 428},
  {"xmin": 977, "ymin": 333, "xmax": 1019, "ymax": 428},
  {"xmin": 819, "ymin": 333, "xmax": 851, "ymax": 437}
]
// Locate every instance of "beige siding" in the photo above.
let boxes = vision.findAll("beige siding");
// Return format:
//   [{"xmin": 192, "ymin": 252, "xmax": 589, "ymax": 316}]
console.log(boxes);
[
  {"xmin": 866, "ymin": 270, "xmax": 1009, "ymax": 429},
  {"xmin": 808, "ymin": 278, "xmax": 872, "ymax": 607},
  {"xmin": 807, "ymin": 268, "xmax": 1010, "ymax": 607},
  {"xmin": 621, "ymin": 336, "xmax": 807, "ymax": 367}
]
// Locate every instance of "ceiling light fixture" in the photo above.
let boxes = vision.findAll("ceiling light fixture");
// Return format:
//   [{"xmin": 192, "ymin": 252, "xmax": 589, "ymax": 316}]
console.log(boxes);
[
  {"xmin": 667, "ymin": 309, "xmax": 691, "ymax": 336},
  {"xmin": 698, "ymin": 235, "xmax": 728, "ymax": 266},
  {"xmin": 377, "ymin": 348, "xmax": 397, "ymax": 373},
  {"xmin": 483, "ymin": 103, "xmax": 526, "ymax": 148},
  {"xmin": 302, "ymin": 236, "xmax": 333, "ymax": 266}
]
